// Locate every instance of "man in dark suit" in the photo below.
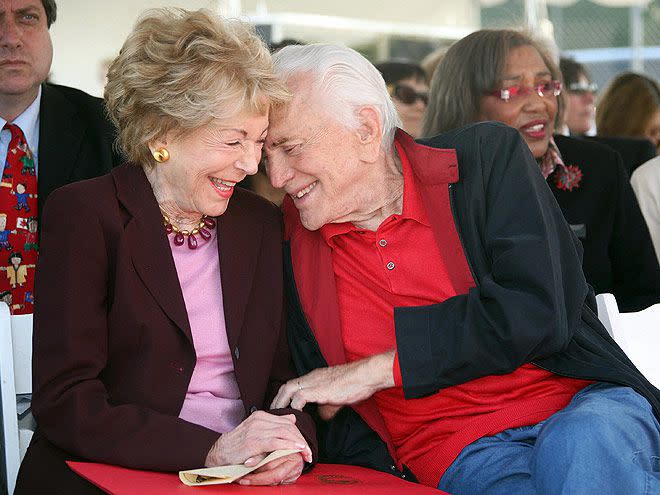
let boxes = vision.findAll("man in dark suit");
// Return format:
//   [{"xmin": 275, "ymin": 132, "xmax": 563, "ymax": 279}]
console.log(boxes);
[
  {"xmin": 1, "ymin": 1, "xmax": 118, "ymax": 489},
  {"xmin": 1, "ymin": 0, "xmax": 120, "ymax": 218},
  {"xmin": 0, "ymin": 0, "xmax": 119, "ymax": 316}
]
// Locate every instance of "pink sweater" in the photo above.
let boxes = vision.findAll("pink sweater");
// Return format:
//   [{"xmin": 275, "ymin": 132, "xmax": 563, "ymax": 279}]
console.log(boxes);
[{"xmin": 170, "ymin": 227, "xmax": 244, "ymax": 433}]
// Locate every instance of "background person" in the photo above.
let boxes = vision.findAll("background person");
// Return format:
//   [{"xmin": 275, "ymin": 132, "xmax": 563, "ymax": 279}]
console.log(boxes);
[
  {"xmin": 631, "ymin": 155, "xmax": 660, "ymax": 264},
  {"xmin": 424, "ymin": 29, "xmax": 660, "ymax": 312},
  {"xmin": 596, "ymin": 72, "xmax": 660, "ymax": 154},
  {"xmin": 559, "ymin": 57, "xmax": 596, "ymax": 136},
  {"xmin": 15, "ymin": 9, "xmax": 314, "ymax": 493},
  {"xmin": 0, "ymin": 0, "xmax": 120, "ymax": 316},
  {"xmin": 560, "ymin": 61, "xmax": 657, "ymax": 176},
  {"xmin": 375, "ymin": 61, "xmax": 428, "ymax": 138},
  {"xmin": 420, "ymin": 46, "xmax": 449, "ymax": 83}
]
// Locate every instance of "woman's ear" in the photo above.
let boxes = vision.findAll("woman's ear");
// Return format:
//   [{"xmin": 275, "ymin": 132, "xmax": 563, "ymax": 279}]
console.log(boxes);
[
  {"xmin": 355, "ymin": 106, "xmax": 383, "ymax": 161},
  {"xmin": 148, "ymin": 137, "xmax": 169, "ymax": 156}
]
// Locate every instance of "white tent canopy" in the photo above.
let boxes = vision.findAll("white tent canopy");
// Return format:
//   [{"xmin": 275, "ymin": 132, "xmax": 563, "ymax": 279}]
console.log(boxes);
[
  {"xmin": 50, "ymin": 0, "xmax": 657, "ymax": 97},
  {"xmin": 235, "ymin": 0, "xmax": 480, "ymax": 45},
  {"xmin": 233, "ymin": 0, "xmax": 654, "ymax": 46},
  {"xmin": 480, "ymin": 0, "xmax": 651, "ymax": 5}
]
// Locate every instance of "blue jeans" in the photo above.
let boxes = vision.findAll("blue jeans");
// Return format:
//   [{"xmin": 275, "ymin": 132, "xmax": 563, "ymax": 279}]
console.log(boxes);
[{"xmin": 438, "ymin": 383, "xmax": 660, "ymax": 495}]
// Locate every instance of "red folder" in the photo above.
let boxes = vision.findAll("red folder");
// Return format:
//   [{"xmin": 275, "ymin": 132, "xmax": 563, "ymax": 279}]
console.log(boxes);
[{"xmin": 66, "ymin": 461, "xmax": 447, "ymax": 494}]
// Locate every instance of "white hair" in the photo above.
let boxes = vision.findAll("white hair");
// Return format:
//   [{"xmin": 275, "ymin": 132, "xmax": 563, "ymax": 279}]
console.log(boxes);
[{"xmin": 272, "ymin": 43, "xmax": 401, "ymax": 150}]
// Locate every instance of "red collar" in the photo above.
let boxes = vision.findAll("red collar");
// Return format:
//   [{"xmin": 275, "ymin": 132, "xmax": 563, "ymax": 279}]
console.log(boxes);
[
  {"xmin": 394, "ymin": 129, "xmax": 459, "ymax": 185},
  {"xmin": 284, "ymin": 129, "xmax": 459, "ymax": 242},
  {"xmin": 319, "ymin": 135, "xmax": 431, "ymax": 246},
  {"xmin": 283, "ymin": 130, "xmax": 468, "ymax": 466}
]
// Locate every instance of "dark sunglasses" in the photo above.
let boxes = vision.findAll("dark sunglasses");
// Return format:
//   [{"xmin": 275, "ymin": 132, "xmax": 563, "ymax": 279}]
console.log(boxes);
[{"xmin": 389, "ymin": 84, "xmax": 429, "ymax": 105}]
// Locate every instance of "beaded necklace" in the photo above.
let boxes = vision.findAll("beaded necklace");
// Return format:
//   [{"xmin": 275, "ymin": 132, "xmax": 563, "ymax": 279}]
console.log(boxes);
[{"xmin": 162, "ymin": 212, "xmax": 216, "ymax": 249}]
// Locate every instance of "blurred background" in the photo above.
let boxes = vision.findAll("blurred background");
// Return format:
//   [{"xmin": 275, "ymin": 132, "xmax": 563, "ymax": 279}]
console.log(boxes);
[{"xmin": 51, "ymin": 0, "xmax": 659, "ymax": 97}]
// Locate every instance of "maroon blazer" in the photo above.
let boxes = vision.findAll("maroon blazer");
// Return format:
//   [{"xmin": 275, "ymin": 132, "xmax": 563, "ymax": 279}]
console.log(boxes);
[{"xmin": 16, "ymin": 164, "xmax": 315, "ymax": 491}]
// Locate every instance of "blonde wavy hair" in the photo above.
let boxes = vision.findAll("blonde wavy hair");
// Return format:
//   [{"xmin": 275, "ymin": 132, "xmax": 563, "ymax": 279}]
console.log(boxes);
[{"xmin": 105, "ymin": 8, "xmax": 290, "ymax": 167}]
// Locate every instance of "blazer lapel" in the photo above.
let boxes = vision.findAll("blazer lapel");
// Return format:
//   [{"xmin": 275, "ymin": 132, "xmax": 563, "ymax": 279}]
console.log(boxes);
[
  {"xmin": 37, "ymin": 84, "xmax": 84, "ymax": 215},
  {"xmin": 216, "ymin": 189, "xmax": 261, "ymax": 350},
  {"xmin": 113, "ymin": 165, "xmax": 192, "ymax": 342}
]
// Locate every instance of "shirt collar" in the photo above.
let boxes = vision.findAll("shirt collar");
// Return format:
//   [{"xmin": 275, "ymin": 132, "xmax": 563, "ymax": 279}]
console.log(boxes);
[
  {"xmin": 396, "ymin": 138, "xmax": 430, "ymax": 227},
  {"xmin": 539, "ymin": 136, "xmax": 565, "ymax": 179},
  {"xmin": 1, "ymin": 86, "xmax": 41, "ymax": 157},
  {"xmin": 320, "ymin": 132, "xmax": 429, "ymax": 247}
]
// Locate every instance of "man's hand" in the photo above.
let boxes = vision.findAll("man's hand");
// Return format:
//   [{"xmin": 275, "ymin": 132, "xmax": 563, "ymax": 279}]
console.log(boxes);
[
  {"xmin": 238, "ymin": 452, "xmax": 304, "ymax": 485},
  {"xmin": 270, "ymin": 350, "xmax": 395, "ymax": 411},
  {"xmin": 204, "ymin": 411, "xmax": 312, "ymax": 468}
]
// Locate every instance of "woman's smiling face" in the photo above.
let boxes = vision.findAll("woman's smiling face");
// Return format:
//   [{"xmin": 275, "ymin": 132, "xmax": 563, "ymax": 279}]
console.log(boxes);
[
  {"xmin": 478, "ymin": 44, "xmax": 558, "ymax": 159},
  {"xmin": 152, "ymin": 110, "xmax": 269, "ymax": 219}
]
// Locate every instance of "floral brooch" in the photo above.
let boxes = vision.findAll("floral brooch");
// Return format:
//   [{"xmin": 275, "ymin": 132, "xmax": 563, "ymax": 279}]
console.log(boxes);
[{"xmin": 555, "ymin": 164, "xmax": 583, "ymax": 191}]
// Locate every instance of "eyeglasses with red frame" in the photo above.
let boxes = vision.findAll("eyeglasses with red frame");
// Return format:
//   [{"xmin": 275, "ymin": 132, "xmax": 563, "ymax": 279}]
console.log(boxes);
[{"xmin": 489, "ymin": 80, "xmax": 562, "ymax": 102}]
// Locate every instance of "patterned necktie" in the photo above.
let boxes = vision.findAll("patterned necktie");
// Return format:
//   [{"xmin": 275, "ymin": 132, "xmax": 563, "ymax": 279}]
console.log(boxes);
[{"xmin": 0, "ymin": 123, "xmax": 38, "ymax": 314}]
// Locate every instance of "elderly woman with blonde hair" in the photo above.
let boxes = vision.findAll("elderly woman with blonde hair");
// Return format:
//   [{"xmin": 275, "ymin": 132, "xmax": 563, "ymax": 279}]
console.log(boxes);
[{"xmin": 16, "ymin": 8, "xmax": 314, "ymax": 493}]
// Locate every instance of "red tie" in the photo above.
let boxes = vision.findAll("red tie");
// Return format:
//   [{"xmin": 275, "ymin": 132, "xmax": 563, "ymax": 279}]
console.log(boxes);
[{"xmin": 0, "ymin": 123, "xmax": 38, "ymax": 314}]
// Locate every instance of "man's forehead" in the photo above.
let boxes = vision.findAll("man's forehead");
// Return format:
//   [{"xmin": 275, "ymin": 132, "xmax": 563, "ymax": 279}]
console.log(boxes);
[
  {"xmin": 269, "ymin": 89, "xmax": 324, "ymax": 142},
  {"xmin": 0, "ymin": 0, "xmax": 45, "ymax": 12},
  {"xmin": 270, "ymin": 96, "xmax": 304, "ymax": 127}
]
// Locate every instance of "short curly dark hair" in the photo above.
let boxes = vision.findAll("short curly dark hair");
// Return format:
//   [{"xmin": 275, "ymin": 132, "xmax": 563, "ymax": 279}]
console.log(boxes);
[{"xmin": 41, "ymin": 0, "xmax": 57, "ymax": 28}]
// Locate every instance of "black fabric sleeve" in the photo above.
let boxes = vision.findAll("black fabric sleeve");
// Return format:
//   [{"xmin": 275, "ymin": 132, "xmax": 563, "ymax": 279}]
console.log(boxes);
[{"xmin": 395, "ymin": 125, "xmax": 589, "ymax": 398}]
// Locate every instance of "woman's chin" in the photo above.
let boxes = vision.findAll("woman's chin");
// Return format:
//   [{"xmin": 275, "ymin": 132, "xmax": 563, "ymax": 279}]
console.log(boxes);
[
  {"xmin": 201, "ymin": 200, "xmax": 230, "ymax": 218},
  {"xmin": 525, "ymin": 137, "xmax": 551, "ymax": 160}
]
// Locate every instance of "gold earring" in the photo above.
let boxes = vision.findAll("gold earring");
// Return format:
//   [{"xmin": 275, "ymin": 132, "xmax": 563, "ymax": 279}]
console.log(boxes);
[{"xmin": 153, "ymin": 148, "xmax": 170, "ymax": 163}]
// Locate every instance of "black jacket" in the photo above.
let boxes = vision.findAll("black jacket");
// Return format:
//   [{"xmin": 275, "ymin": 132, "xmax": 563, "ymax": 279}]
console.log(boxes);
[
  {"xmin": 552, "ymin": 135, "xmax": 660, "ymax": 311},
  {"xmin": 581, "ymin": 135, "xmax": 656, "ymax": 176},
  {"xmin": 38, "ymin": 83, "xmax": 121, "ymax": 219},
  {"xmin": 284, "ymin": 123, "xmax": 660, "ymax": 481}
]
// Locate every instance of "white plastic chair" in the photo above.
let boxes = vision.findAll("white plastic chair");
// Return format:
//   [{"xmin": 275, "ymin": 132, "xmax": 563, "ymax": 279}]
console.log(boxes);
[
  {"xmin": 0, "ymin": 303, "xmax": 34, "ymax": 494},
  {"xmin": 596, "ymin": 293, "xmax": 660, "ymax": 388}
]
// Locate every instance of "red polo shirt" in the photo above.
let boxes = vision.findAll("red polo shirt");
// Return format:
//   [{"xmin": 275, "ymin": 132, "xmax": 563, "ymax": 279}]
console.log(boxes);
[{"xmin": 320, "ymin": 142, "xmax": 592, "ymax": 487}]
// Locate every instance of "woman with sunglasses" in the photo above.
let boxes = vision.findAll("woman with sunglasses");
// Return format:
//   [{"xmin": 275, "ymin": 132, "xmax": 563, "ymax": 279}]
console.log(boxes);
[
  {"xmin": 424, "ymin": 29, "xmax": 660, "ymax": 312},
  {"xmin": 375, "ymin": 61, "xmax": 429, "ymax": 138},
  {"xmin": 561, "ymin": 59, "xmax": 656, "ymax": 177},
  {"xmin": 559, "ymin": 57, "xmax": 597, "ymax": 136}
]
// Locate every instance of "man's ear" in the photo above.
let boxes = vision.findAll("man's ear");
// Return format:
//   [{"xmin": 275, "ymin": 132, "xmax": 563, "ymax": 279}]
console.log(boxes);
[{"xmin": 355, "ymin": 106, "xmax": 383, "ymax": 162}]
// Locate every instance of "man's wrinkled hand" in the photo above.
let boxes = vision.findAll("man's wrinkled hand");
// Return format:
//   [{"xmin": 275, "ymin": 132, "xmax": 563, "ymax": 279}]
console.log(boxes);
[{"xmin": 270, "ymin": 350, "xmax": 395, "ymax": 411}]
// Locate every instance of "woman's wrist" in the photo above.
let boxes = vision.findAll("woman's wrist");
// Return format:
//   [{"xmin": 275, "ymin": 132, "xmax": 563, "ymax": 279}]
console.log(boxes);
[{"xmin": 205, "ymin": 435, "xmax": 224, "ymax": 467}]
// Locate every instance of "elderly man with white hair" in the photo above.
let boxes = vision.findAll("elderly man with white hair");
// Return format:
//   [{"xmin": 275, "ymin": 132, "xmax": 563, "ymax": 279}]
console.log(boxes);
[{"xmin": 265, "ymin": 44, "xmax": 660, "ymax": 494}]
